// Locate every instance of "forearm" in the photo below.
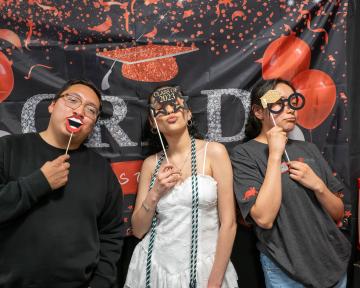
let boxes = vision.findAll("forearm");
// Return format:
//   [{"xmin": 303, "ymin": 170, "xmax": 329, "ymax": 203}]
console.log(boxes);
[
  {"xmin": 313, "ymin": 182, "xmax": 344, "ymax": 222},
  {"xmin": 208, "ymin": 221, "xmax": 237, "ymax": 286},
  {"xmin": 0, "ymin": 169, "xmax": 51, "ymax": 225},
  {"xmin": 251, "ymin": 155, "xmax": 282, "ymax": 229},
  {"xmin": 131, "ymin": 190, "xmax": 159, "ymax": 238}
]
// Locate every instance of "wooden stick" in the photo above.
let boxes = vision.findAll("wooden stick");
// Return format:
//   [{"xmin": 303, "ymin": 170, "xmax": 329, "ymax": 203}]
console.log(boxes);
[
  {"xmin": 150, "ymin": 110, "xmax": 169, "ymax": 163},
  {"xmin": 65, "ymin": 132, "xmax": 73, "ymax": 155}
]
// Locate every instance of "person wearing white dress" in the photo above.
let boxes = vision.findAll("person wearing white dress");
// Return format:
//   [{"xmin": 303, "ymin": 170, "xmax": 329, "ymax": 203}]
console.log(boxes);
[{"xmin": 124, "ymin": 86, "xmax": 238, "ymax": 288}]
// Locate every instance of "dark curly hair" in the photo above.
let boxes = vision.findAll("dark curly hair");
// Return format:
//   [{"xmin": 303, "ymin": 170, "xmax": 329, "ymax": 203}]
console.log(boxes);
[{"xmin": 244, "ymin": 78, "xmax": 295, "ymax": 142}]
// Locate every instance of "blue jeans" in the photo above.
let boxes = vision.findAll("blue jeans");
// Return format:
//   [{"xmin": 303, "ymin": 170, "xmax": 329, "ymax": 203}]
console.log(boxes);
[{"xmin": 260, "ymin": 253, "xmax": 347, "ymax": 288}]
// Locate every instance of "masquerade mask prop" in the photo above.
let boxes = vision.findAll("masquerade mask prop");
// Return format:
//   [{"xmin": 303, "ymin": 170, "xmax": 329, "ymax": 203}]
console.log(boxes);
[
  {"xmin": 65, "ymin": 113, "xmax": 84, "ymax": 155},
  {"xmin": 260, "ymin": 90, "xmax": 282, "ymax": 110},
  {"xmin": 150, "ymin": 86, "xmax": 189, "ymax": 117},
  {"xmin": 150, "ymin": 109, "xmax": 169, "ymax": 164},
  {"xmin": 260, "ymin": 89, "xmax": 306, "ymax": 163},
  {"xmin": 149, "ymin": 86, "xmax": 190, "ymax": 164}
]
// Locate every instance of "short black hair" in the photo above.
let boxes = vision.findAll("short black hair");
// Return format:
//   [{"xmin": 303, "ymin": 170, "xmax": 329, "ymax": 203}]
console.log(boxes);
[
  {"xmin": 244, "ymin": 78, "xmax": 295, "ymax": 142},
  {"xmin": 54, "ymin": 79, "xmax": 102, "ymax": 113}
]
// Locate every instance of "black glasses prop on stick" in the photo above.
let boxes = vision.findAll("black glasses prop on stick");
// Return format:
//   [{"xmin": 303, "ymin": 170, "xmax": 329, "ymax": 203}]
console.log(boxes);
[
  {"xmin": 267, "ymin": 92, "xmax": 305, "ymax": 114},
  {"xmin": 260, "ymin": 90, "xmax": 305, "ymax": 163}
]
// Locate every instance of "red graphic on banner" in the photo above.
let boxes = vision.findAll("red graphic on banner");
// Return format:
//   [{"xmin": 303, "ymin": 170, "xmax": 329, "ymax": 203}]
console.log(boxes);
[
  {"xmin": 24, "ymin": 19, "xmax": 35, "ymax": 51},
  {"xmin": 231, "ymin": 10, "xmax": 244, "ymax": 20},
  {"xmin": 292, "ymin": 69, "xmax": 336, "ymax": 130},
  {"xmin": 0, "ymin": 52, "xmax": 14, "ymax": 102},
  {"xmin": 0, "ymin": 29, "xmax": 22, "ymax": 49},
  {"xmin": 97, "ymin": 44, "xmax": 198, "ymax": 82},
  {"xmin": 300, "ymin": 10, "xmax": 329, "ymax": 44},
  {"xmin": 88, "ymin": 15, "xmax": 113, "ymax": 33},
  {"xmin": 34, "ymin": 1, "xmax": 59, "ymax": 16},
  {"xmin": 144, "ymin": 27, "xmax": 157, "ymax": 39},
  {"xmin": 24, "ymin": 64, "xmax": 53, "ymax": 80},
  {"xmin": 259, "ymin": 35, "xmax": 311, "ymax": 81},
  {"xmin": 98, "ymin": 0, "xmax": 128, "ymax": 10},
  {"xmin": 111, "ymin": 160, "xmax": 143, "ymax": 195}
]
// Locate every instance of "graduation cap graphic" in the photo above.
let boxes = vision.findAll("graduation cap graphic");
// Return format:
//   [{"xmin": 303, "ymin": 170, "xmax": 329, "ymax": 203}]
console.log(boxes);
[{"xmin": 97, "ymin": 44, "xmax": 198, "ymax": 85}]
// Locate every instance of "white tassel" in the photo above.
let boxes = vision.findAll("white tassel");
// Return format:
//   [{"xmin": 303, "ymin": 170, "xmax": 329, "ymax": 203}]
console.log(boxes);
[{"xmin": 101, "ymin": 61, "xmax": 116, "ymax": 91}]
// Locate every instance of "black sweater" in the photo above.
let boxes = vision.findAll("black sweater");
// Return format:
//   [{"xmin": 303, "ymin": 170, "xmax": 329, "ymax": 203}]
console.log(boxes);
[{"xmin": 0, "ymin": 133, "xmax": 123, "ymax": 288}]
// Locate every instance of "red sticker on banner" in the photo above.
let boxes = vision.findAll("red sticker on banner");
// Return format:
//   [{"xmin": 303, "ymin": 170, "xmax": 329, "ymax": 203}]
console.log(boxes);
[{"xmin": 111, "ymin": 160, "xmax": 143, "ymax": 195}]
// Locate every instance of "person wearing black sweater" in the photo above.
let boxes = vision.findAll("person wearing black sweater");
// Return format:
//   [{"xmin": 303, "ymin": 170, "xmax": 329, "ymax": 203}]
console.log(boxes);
[{"xmin": 0, "ymin": 80, "xmax": 123, "ymax": 288}]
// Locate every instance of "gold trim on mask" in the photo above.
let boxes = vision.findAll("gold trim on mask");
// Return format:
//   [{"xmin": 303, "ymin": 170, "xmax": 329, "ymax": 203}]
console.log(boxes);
[{"xmin": 260, "ymin": 90, "xmax": 282, "ymax": 108}]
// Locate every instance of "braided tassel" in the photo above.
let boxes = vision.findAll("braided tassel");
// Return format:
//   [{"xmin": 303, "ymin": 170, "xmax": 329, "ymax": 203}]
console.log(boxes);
[
  {"xmin": 189, "ymin": 136, "xmax": 199, "ymax": 287},
  {"xmin": 145, "ymin": 153, "xmax": 165, "ymax": 288},
  {"xmin": 145, "ymin": 137, "xmax": 199, "ymax": 288}
]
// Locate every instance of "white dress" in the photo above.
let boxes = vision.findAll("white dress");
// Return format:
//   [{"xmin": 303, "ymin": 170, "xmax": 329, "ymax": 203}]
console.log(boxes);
[{"xmin": 125, "ymin": 144, "xmax": 238, "ymax": 288}]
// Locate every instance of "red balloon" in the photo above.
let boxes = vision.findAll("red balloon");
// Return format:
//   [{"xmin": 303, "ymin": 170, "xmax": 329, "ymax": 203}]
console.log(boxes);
[
  {"xmin": 261, "ymin": 35, "xmax": 311, "ymax": 81},
  {"xmin": 0, "ymin": 51, "xmax": 14, "ymax": 102},
  {"xmin": 291, "ymin": 69, "xmax": 336, "ymax": 130}
]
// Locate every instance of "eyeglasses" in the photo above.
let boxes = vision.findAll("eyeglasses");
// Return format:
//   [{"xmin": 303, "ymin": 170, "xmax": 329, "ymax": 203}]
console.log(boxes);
[
  {"xmin": 268, "ymin": 92, "xmax": 305, "ymax": 114},
  {"xmin": 58, "ymin": 93, "xmax": 100, "ymax": 120}
]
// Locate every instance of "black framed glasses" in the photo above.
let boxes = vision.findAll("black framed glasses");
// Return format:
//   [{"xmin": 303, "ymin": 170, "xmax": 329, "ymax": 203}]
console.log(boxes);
[
  {"xmin": 268, "ymin": 92, "xmax": 305, "ymax": 114},
  {"xmin": 59, "ymin": 93, "xmax": 100, "ymax": 120}
]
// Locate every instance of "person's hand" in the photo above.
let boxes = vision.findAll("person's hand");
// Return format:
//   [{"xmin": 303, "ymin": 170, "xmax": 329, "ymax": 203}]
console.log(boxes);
[
  {"xmin": 288, "ymin": 161, "xmax": 325, "ymax": 192},
  {"xmin": 40, "ymin": 154, "xmax": 70, "ymax": 190},
  {"xmin": 151, "ymin": 163, "xmax": 181, "ymax": 201},
  {"xmin": 266, "ymin": 126, "xmax": 287, "ymax": 159}
]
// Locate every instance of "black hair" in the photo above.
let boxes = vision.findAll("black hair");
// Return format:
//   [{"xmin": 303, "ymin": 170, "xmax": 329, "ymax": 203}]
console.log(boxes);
[
  {"xmin": 54, "ymin": 79, "xmax": 102, "ymax": 113},
  {"xmin": 145, "ymin": 85, "xmax": 203, "ymax": 154},
  {"xmin": 244, "ymin": 78, "xmax": 295, "ymax": 142}
]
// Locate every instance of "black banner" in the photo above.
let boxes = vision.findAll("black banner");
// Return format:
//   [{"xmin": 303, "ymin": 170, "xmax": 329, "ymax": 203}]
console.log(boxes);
[{"xmin": 0, "ymin": 0, "xmax": 353, "ymax": 238}]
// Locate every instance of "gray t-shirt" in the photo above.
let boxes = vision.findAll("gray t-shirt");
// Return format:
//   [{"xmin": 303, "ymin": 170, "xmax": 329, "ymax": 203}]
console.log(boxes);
[{"xmin": 231, "ymin": 139, "xmax": 351, "ymax": 288}]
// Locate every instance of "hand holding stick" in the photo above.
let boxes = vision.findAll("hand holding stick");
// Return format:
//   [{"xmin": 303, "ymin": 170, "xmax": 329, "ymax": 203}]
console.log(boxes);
[{"xmin": 270, "ymin": 113, "xmax": 290, "ymax": 162}]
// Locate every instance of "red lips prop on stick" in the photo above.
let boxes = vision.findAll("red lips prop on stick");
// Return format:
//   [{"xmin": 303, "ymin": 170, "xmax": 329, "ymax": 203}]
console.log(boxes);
[{"xmin": 65, "ymin": 113, "xmax": 84, "ymax": 155}]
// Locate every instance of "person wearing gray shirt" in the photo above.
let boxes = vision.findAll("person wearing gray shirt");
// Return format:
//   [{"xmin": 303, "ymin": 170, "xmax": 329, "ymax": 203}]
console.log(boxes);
[{"xmin": 231, "ymin": 79, "xmax": 350, "ymax": 288}]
